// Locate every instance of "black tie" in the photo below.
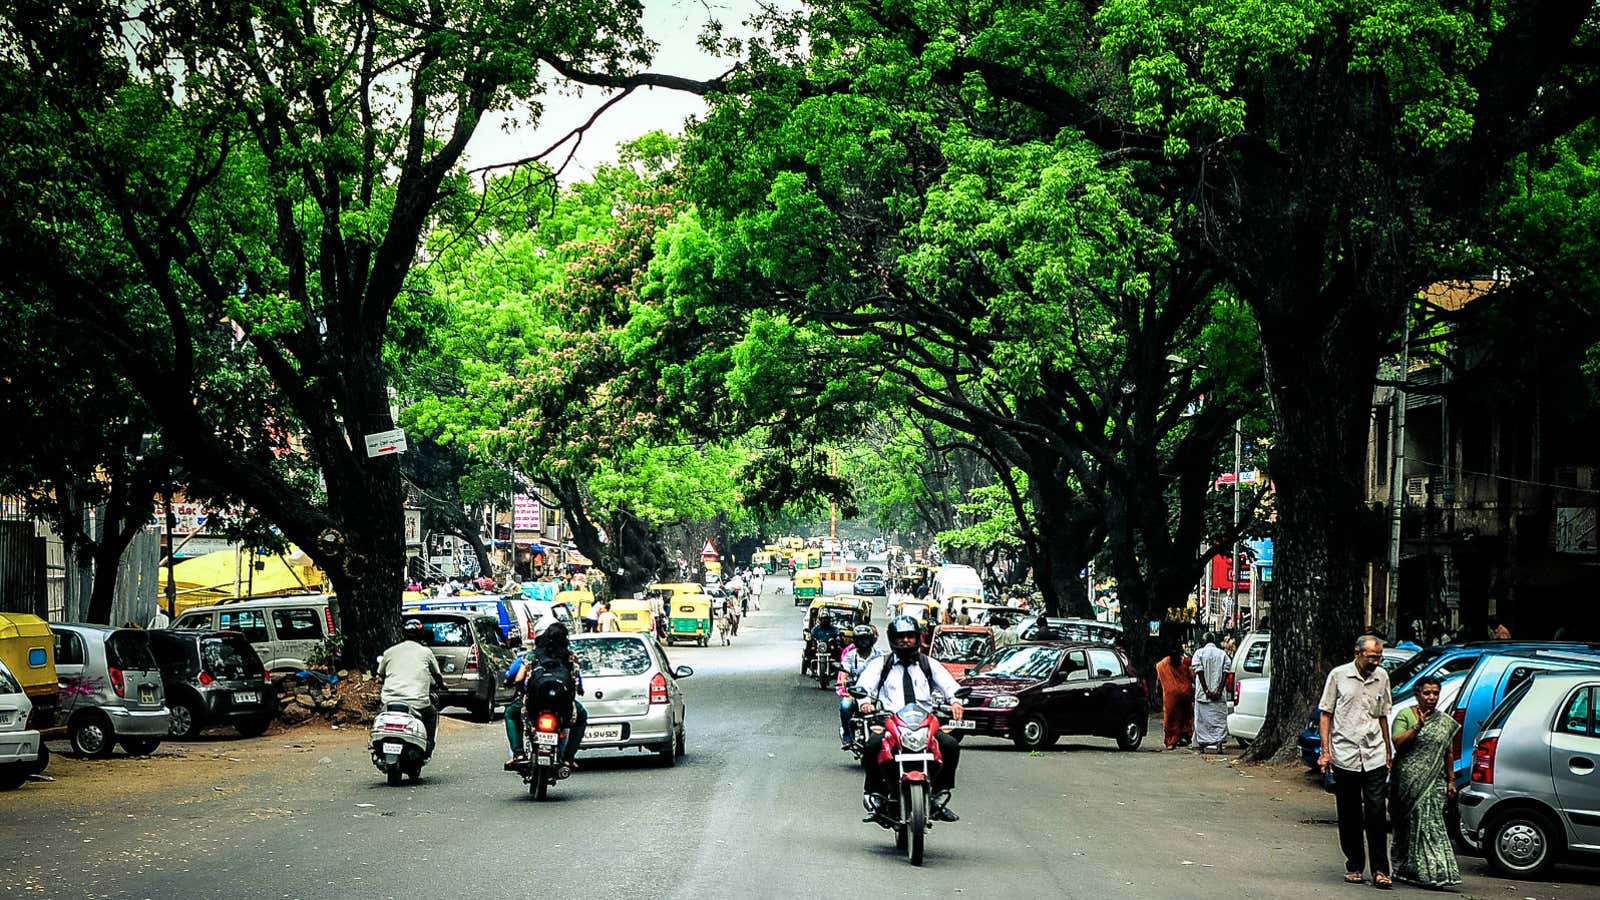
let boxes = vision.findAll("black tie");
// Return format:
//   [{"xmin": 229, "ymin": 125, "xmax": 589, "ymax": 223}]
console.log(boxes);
[{"xmin": 902, "ymin": 659, "xmax": 917, "ymax": 707}]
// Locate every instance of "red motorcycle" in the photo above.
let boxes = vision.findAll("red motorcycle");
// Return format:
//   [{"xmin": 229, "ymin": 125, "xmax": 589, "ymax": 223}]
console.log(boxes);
[{"xmin": 852, "ymin": 687, "xmax": 970, "ymax": 866}]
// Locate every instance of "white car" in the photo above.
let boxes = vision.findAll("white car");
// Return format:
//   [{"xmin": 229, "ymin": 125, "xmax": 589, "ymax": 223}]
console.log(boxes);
[
  {"xmin": 570, "ymin": 633, "xmax": 692, "ymax": 763},
  {"xmin": 0, "ymin": 657, "xmax": 43, "ymax": 789},
  {"xmin": 1227, "ymin": 648, "xmax": 1420, "ymax": 744}
]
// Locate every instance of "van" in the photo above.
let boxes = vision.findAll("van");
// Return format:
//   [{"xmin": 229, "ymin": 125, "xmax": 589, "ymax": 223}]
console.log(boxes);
[
  {"xmin": 929, "ymin": 565, "xmax": 985, "ymax": 609},
  {"xmin": 172, "ymin": 594, "xmax": 339, "ymax": 675}
]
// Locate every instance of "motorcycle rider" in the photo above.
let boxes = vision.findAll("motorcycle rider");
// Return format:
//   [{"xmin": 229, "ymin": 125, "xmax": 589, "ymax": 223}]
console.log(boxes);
[
  {"xmin": 378, "ymin": 620, "xmax": 445, "ymax": 757},
  {"xmin": 513, "ymin": 622, "xmax": 588, "ymax": 770},
  {"xmin": 855, "ymin": 616, "xmax": 965, "ymax": 822},
  {"xmin": 803, "ymin": 611, "xmax": 841, "ymax": 674},
  {"xmin": 837, "ymin": 625, "xmax": 884, "ymax": 749}
]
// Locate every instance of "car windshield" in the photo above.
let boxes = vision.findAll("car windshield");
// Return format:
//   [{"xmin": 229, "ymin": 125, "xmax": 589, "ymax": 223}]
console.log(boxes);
[
  {"xmin": 415, "ymin": 619, "xmax": 472, "ymax": 647},
  {"xmin": 201, "ymin": 636, "xmax": 259, "ymax": 681},
  {"xmin": 973, "ymin": 645, "xmax": 1064, "ymax": 680},
  {"xmin": 932, "ymin": 632, "xmax": 993, "ymax": 662},
  {"xmin": 572, "ymin": 638, "xmax": 652, "ymax": 677},
  {"xmin": 105, "ymin": 630, "xmax": 159, "ymax": 671},
  {"xmin": 1385, "ymin": 646, "xmax": 1447, "ymax": 688},
  {"xmin": 0, "ymin": 664, "xmax": 20, "ymax": 694}
]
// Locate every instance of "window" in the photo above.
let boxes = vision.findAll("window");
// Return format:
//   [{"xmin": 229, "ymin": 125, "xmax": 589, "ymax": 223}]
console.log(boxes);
[
  {"xmin": 0, "ymin": 665, "xmax": 21, "ymax": 694},
  {"xmin": 147, "ymin": 634, "xmax": 199, "ymax": 677},
  {"xmin": 218, "ymin": 609, "xmax": 269, "ymax": 643},
  {"xmin": 571, "ymin": 638, "xmax": 652, "ymax": 677},
  {"xmin": 1061, "ymin": 651, "xmax": 1090, "ymax": 683},
  {"xmin": 1558, "ymin": 687, "xmax": 1596, "ymax": 737},
  {"xmin": 473, "ymin": 619, "xmax": 504, "ymax": 648},
  {"xmin": 54, "ymin": 630, "xmax": 85, "ymax": 666},
  {"xmin": 1242, "ymin": 640, "xmax": 1270, "ymax": 675},
  {"xmin": 1505, "ymin": 666, "xmax": 1543, "ymax": 696},
  {"xmin": 416, "ymin": 620, "xmax": 472, "ymax": 647},
  {"xmin": 106, "ymin": 631, "xmax": 159, "ymax": 671},
  {"xmin": 271, "ymin": 608, "xmax": 323, "ymax": 641},
  {"xmin": 201, "ymin": 636, "xmax": 259, "ymax": 681},
  {"xmin": 1088, "ymin": 649, "xmax": 1124, "ymax": 679},
  {"xmin": 174, "ymin": 614, "xmax": 210, "ymax": 631},
  {"xmin": 931, "ymin": 632, "xmax": 993, "ymax": 663}
]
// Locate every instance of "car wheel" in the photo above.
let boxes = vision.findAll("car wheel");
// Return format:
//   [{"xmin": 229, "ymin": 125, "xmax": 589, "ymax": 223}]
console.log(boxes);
[
  {"xmin": 235, "ymin": 717, "xmax": 271, "ymax": 739},
  {"xmin": 471, "ymin": 691, "xmax": 496, "ymax": 723},
  {"xmin": 1010, "ymin": 714, "xmax": 1056, "ymax": 751},
  {"xmin": 1116, "ymin": 717, "xmax": 1145, "ymax": 751},
  {"xmin": 70, "ymin": 712, "xmax": 116, "ymax": 758},
  {"xmin": 168, "ymin": 698, "xmax": 203, "ymax": 740},
  {"xmin": 0, "ymin": 763, "xmax": 29, "ymax": 790},
  {"xmin": 121, "ymin": 738, "xmax": 161, "ymax": 756},
  {"xmin": 25, "ymin": 742, "xmax": 50, "ymax": 776},
  {"xmin": 1486, "ymin": 808, "xmax": 1561, "ymax": 878},
  {"xmin": 656, "ymin": 737, "xmax": 678, "ymax": 767}
]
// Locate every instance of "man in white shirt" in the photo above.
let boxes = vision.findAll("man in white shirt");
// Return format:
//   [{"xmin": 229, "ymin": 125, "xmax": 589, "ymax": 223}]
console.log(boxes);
[
  {"xmin": 854, "ymin": 616, "xmax": 966, "ymax": 822},
  {"xmin": 1190, "ymin": 634, "xmax": 1231, "ymax": 753},
  {"xmin": 1318, "ymin": 634, "xmax": 1394, "ymax": 887}
]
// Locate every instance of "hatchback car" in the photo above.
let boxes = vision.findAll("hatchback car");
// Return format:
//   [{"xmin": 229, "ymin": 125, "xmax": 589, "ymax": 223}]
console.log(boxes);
[
  {"xmin": 1011, "ymin": 617, "xmax": 1123, "ymax": 646},
  {"xmin": 956, "ymin": 641, "xmax": 1147, "ymax": 751},
  {"xmin": 569, "ymin": 633, "xmax": 692, "ymax": 764},
  {"xmin": 51, "ymin": 624, "xmax": 170, "ymax": 757},
  {"xmin": 0, "ymin": 657, "xmax": 44, "ymax": 789},
  {"xmin": 853, "ymin": 573, "xmax": 887, "ymax": 597},
  {"xmin": 147, "ymin": 630, "xmax": 275, "ymax": 739},
  {"xmin": 1459, "ymin": 671, "xmax": 1600, "ymax": 877},
  {"xmin": 407, "ymin": 612, "xmax": 517, "ymax": 721},
  {"xmin": 1447, "ymin": 648, "xmax": 1600, "ymax": 786}
]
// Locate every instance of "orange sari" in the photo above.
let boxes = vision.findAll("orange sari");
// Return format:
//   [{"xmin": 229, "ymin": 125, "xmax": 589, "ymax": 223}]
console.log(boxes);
[{"xmin": 1155, "ymin": 655, "xmax": 1195, "ymax": 748}]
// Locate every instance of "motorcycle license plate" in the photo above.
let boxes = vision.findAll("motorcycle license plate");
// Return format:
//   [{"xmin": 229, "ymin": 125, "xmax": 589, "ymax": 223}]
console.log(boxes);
[
  {"xmin": 944, "ymin": 719, "xmax": 975, "ymax": 730},
  {"xmin": 896, "ymin": 752, "xmax": 934, "ymax": 762},
  {"xmin": 234, "ymin": 692, "xmax": 259, "ymax": 705},
  {"xmin": 534, "ymin": 732, "xmax": 559, "ymax": 747},
  {"xmin": 586, "ymin": 724, "xmax": 624, "ymax": 742},
  {"xmin": 382, "ymin": 742, "xmax": 403, "ymax": 755}
]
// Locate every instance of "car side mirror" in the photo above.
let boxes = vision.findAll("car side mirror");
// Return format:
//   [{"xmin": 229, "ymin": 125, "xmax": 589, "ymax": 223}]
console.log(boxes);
[
  {"xmin": 673, "ymin": 665, "xmax": 694, "ymax": 679},
  {"xmin": 953, "ymin": 687, "xmax": 973, "ymax": 700},
  {"xmin": 848, "ymin": 686, "xmax": 868, "ymax": 699}
]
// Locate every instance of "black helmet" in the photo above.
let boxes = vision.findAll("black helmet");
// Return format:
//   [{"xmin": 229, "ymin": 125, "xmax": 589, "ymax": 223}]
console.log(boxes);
[
  {"xmin": 886, "ymin": 615, "xmax": 920, "ymax": 642},
  {"xmin": 817, "ymin": 612, "xmax": 832, "ymax": 626},
  {"xmin": 886, "ymin": 615, "xmax": 920, "ymax": 662},
  {"xmin": 853, "ymin": 625, "xmax": 877, "ymax": 652}
]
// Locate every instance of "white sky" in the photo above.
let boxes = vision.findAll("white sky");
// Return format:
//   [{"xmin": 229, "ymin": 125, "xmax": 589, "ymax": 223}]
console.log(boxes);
[{"xmin": 463, "ymin": 0, "xmax": 765, "ymax": 180}]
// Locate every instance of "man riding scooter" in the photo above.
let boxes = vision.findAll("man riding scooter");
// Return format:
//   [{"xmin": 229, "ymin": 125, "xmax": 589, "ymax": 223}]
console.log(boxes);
[
  {"xmin": 378, "ymin": 620, "xmax": 445, "ymax": 756},
  {"xmin": 855, "ymin": 616, "xmax": 965, "ymax": 822}
]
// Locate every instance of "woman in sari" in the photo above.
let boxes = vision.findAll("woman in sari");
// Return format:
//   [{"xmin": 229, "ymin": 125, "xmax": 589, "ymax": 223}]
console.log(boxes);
[{"xmin": 1390, "ymin": 675, "xmax": 1461, "ymax": 889}]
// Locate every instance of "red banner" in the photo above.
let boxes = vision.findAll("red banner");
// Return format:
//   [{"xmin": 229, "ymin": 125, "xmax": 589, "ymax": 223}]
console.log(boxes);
[{"xmin": 1209, "ymin": 552, "xmax": 1253, "ymax": 591}]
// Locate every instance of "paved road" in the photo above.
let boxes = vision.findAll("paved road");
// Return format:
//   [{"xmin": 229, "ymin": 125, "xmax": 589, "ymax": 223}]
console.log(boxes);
[{"xmin": 5, "ymin": 574, "xmax": 1598, "ymax": 900}]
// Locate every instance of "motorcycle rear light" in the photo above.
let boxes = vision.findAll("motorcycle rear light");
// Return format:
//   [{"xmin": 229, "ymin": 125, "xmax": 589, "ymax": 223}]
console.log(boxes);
[
  {"xmin": 323, "ymin": 606, "xmax": 336, "ymax": 636},
  {"xmin": 536, "ymin": 712, "xmax": 559, "ymax": 733},
  {"xmin": 1471, "ymin": 736, "xmax": 1498, "ymax": 784},
  {"xmin": 109, "ymin": 666, "xmax": 126, "ymax": 698},
  {"xmin": 383, "ymin": 723, "xmax": 406, "ymax": 732},
  {"xmin": 199, "ymin": 671, "xmax": 214, "ymax": 687},
  {"xmin": 649, "ymin": 672, "xmax": 668, "ymax": 705}
]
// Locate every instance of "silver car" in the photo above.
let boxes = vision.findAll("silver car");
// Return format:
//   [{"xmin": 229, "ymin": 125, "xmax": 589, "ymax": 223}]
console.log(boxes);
[
  {"xmin": 1458, "ymin": 670, "xmax": 1600, "ymax": 878},
  {"xmin": 51, "ymin": 624, "xmax": 171, "ymax": 757},
  {"xmin": 570, "ymin": 633, "xmax": 691, "ymax": 763}
]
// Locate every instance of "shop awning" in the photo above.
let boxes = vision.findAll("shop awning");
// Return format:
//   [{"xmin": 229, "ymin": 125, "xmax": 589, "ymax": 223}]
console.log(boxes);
[{"xmin": 159, "ymin": 545, "xmax": 324, "ymax": 612}]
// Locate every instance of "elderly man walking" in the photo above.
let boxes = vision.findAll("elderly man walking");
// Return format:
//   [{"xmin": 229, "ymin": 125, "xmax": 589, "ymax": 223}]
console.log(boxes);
[
  {"xmin": 1191, "ymin": 633, "xmax": 1230, "ymax": 753},
  {"xmin": 1318, "ymin": 634, "xmax": 1395, "ymax": 889}
]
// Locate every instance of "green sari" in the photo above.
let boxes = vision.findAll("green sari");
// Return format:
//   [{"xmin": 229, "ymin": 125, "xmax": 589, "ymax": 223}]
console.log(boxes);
[{"xmin": 1391, "ymin": 708, "xmax": 1462, "ymax": 888}]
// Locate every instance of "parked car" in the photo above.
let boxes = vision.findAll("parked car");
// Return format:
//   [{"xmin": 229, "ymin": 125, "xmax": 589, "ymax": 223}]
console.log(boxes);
[
  {"xmin": 1458, "ymin": 671, "xmax": 1600, "ymax": 877},
  {"xmin": 147, "ymin": 630, "xmax": 275, "ymax": 739},
  {"xmin": 0, "ymin": 657, "xmax": 45, "ymax": 789},
  {"xmin": 928, "ymin": 625, "xmax": 995, "ymax": 680},
  {"xmin": 1010, "ymin": 616, "xmax": 1123, "ymax": 646},
  {"xmin": 50, "ymin": 624, "xmax": 170, "ymax": 757},
  {"xmin": 569, "ymin": 632, "xmax": 692, "ymax": 763},
  {"xmin": 1229, "ymin": 647, "xmax": 1414, "ymax": 745},
  {"xmin": 1230, "ymin": 631, "xmax": 1272, "ymax": 680},
  {"xmin": 1447, "ymin": 648, "xmax": 1600, "ymax": 786},
  {"xmin": 956, "ymin": 641, "xmax": 1147, "ymax": 751},
  {"xmin": 173, "ymin": 594, "xmax": 338, "ymax": 676},
  {"xmin": 405, "ymin": 613, "xmax": 517, "ymax": 721}
]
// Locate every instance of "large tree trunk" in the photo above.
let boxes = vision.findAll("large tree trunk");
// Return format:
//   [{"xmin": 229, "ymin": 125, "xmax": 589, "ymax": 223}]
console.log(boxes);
[
  {"xmin": 320, "ymin": 486, "xmax": 407, "ymax": 670},
  {"xmin": 1028, "ymin": 475, "xmax": 1099, "ymax": 618}
]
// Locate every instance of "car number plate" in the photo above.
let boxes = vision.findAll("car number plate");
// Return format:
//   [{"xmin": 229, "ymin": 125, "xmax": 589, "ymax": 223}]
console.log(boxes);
[
  {"xmin": 234, "ymin": 692, "xmax": 258, "ymax": 705},
  {"xmin": 896, "ymin": 752, "xmax": 934, "ymax": 762},
  {"xmin": 534, "ymin": 731, "xmax": 559, "ymax": 747},
  {"xmin": 586, "ymin": 724, "xmax": 624, "ymax": 742},
  {"xmin": 944, "ymin": 719, "xmax": 975, "ymax": 730},
  {"xmin": 0, "ymin": 712, "xmax": 9, "ymax": 725},
  {"xmin": 382, "ymin": 742, "xmax": 403, "ymax": 755},
  {"xmin": 139, "ymin": 686, "xmax": 156, "ymax": 704}
]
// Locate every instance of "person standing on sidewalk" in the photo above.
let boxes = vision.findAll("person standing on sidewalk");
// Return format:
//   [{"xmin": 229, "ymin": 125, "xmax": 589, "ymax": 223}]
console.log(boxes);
[
  {"xmin": 1318, "ymin": 634, "xmax": 1395, "ymax": 889},
  {"xmin": 1389, "ymin": 675, "xmax": 1460, "ymax": 889},
  {"xmin": 1154, "ymin": 646, "xmax": 1194, "ymax": 749},
  {"xmin": 1191, "ymin": 633, "xmax": 1230, "ymax": 753}
]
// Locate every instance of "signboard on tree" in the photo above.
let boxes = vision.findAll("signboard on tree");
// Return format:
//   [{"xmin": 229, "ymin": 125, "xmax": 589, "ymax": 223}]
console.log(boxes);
[{"xmin": 512, "ymin": 495, "xmax": 541, "ymax": 531}]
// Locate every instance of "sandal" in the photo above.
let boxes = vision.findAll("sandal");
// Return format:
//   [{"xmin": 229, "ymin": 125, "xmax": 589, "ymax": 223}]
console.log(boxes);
[
  {"xmin": 1343, "ymin": 873, "xmax": 1365, "ymax": 885},
  {"xmin": 1372, "ymin": 873, "xmax": 1392, "ymax": 890}
]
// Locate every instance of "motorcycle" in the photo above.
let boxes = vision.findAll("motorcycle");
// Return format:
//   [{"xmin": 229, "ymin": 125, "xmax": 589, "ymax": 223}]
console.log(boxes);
[
  {"xmin": 512, "ymin": 704, "xmax": 572, "ymax": 800},
  {"xmin": 370, "ymin": 703, "xmax": 430, "ymax": 786},
  {"xmin": 851, "ymin": 686, "xmax": 971, "ymax": 866}
]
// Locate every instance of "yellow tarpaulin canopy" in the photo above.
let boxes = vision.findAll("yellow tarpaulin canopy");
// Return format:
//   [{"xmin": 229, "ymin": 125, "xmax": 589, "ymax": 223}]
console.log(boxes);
[{"xmin": 160, "ymin": 546, "xmax": 324, "ymax": 613}]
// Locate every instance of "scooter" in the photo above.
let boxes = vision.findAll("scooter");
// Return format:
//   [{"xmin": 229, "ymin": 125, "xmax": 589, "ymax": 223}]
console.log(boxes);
[
  {"xmin": 370, "ymin": 704, "xmax": 430, "ymax": 786},
  {"xmin": 512, "ymin": 705, "xmax": 571, "ymax": 800},
  {"xmin": 852, "ymin": 686, "xmax": 971, "ymax": 866}
]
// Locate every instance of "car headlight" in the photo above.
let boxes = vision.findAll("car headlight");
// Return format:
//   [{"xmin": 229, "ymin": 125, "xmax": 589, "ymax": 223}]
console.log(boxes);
[
  {"xmin": 901, "ymin": 728, "xmax": 929, "ymax": 752},
  {"xmin": 990, "ymin": 695, "xmax": 1019, "ymax": 709}
]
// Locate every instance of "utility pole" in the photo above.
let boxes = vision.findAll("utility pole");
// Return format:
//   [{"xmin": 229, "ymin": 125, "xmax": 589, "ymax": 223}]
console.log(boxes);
[
  {"xmin": 163, "ymin": 484, "xmax": 177, "ymax": 617},
  {"xmin": 1230, "ymin": 418, "xmax": 1242, "ymax": 629},
  {"xmin": 1385, "ymin": 304, "xmax": 1411, "ymax": 640}
]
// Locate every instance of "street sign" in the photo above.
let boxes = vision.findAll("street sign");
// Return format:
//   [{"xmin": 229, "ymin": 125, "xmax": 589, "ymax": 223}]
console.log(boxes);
[
  {"xmin": 363, "ymin": 428, "xmax": 408, "ymax": 457},
  {"xmin": 512, "ymin": 495, "xmax": 541, "ymax": 530},
  {"xmin": 701, "ymin": 539, "xmax": 717, "ymax": 560}
]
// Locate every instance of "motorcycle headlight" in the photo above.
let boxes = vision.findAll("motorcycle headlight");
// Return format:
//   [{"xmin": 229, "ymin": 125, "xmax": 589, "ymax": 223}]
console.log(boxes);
[
  {"xmin": 901, "ymin": 728, "xmax": 929, "ymax": 752},
  {"xmin": 990, "ymin": 695, "xmax": 1019, "ymax": 709}
]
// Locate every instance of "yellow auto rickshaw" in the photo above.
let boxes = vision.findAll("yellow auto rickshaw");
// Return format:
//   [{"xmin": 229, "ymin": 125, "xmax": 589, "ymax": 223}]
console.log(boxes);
[
  {"xmin": 667, "ymin": 595, "xmax": 714, "ymax": 647},
  {"xmin": 608, "ymin": 598, "xmax": 655, "ymax": 634},
  {"xmin": 0, "ymin": 612, "xmax": 58, "ymax": 729},
  {"xmin": 793, "ymin": 571, "xmax": 822, "ymax": 606},
  {"xmin": 803, "ymin": 596, "xmax": 873, "ymax": 640},
  {"xmin": 556, "ymin": 589, "xmax": 596, "ymax": 621}
]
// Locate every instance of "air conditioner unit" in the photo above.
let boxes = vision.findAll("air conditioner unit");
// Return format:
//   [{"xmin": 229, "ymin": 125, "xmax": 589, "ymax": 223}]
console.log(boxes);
[{"xmin": 1405, "ymin": 476, "xmax": 1429, "ymax": 503}]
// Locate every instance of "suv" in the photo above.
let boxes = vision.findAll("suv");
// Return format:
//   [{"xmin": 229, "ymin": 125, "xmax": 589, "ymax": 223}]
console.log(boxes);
[
  {"xmin": 173, "ymin": 595, "xmax": 338, "ymax": 676},
  {"xmin": 147, "ymin": 630, "xmax": 276, "ymax": 739},
  {"xmin": 406, "ymin": 613, "xmax": 516, "ymax": 721},
  {"xmin": 51, "ymin": 624, "xmax": 170, "ymax": 757},
  {"xmin": 1459, "ymin": 671, "xmax": 1600, "ymax": 877}
]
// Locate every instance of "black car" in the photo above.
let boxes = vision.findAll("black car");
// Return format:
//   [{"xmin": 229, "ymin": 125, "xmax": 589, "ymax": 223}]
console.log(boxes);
[
  {"xmin": 147, "ymin": 630, "xmax": 276, "ymax": 739},
  {"xmin": 952, "ymin": 641, "xmax": 1147, "ymax": 751}
]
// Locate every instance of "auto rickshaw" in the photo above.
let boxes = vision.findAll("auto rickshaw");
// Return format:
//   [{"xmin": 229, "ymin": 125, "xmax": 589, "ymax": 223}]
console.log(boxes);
[
  {"xmin": 793, "ymin": 572, "xmax": 822, "ymax": 606},
  {"xmin": 608, "ymin": 598, "xmax": 655, "ymax": 634},
  {"xmin": 667, "ymin": 595, "xmax": 714, "ymax": 647},
  {"xmin": 0, "ymin": 612, "xmax": 59, "ymax": 730},
  {"xmin": 796, "ymin": 548, "xmax": 822, "ymax": 570},
  {"xmin": 803, "ymin": 596, "xmax": 873, "ymax": 640},
  {"xmin": 555, "ymin": 589, "xmax": 595, "ymax": 621},
  {"xmin": 900, "ymin": 563, "xmax": 930, "ymax": 593}
]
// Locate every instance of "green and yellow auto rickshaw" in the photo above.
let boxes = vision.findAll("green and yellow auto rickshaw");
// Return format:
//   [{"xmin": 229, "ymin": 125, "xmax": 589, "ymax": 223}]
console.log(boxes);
[
  {"xmin": 793, "ymin": 571, "xmax": 823, "ymax": 606},
  {"xmin": 666, "ymin": 595, "xmax": 714, "ymax": 647}
]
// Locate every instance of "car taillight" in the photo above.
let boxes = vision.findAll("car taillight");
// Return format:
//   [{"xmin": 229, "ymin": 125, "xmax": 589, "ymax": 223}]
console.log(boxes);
[
  {"xmin": 1233, "ymin": 680, "xmax": 1242, "ymax": 706},
  {"xmin": 198, "ymin": 671, "xmax": 214, "ymax": 687},
  {"xmin": 527, "ymin": 620, "xmax": 537, "ymax": 641},
  {"xmin": 1471, "ymin": 736, "xmax": 1499, "ymax": 784},
  {"xmin": 649, "ymin": 672, "xmax": 668, "ymax": 705},
  {"xmin": 1451, "ymin": 707, "xmax": 1466, "ymax": 760},
  {"xmin": 466, "ymin": 645, "xmax": 479, "ymax": 671},
  {"xmin": 323, "ymin": 607, "xmax": 336, "ymax": 636},
  {"xmin": 264, "ymin": 669, "xmax": 273, "ymax": 683},
  {"xmin": 109, "ymin": 667, "xmax": 125, "ymax": 698},
  {"xmin": 536, "ymin": 712, "xmax": 559, "ymax": 733}
]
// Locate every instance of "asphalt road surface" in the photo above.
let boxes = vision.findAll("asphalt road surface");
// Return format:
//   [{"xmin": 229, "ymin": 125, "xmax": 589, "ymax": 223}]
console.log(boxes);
[{"xmin": 4, "ymin": 571, "xmax": 1598, "ymax": 900}]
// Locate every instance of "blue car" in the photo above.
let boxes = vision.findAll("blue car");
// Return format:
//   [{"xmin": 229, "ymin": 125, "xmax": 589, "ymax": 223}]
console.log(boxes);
[
  {"xmin": 1446, "ymin": 648, "xmax": 1600, "ymax": 786},
  {"xmin": 1298, "ymin": 640, "xmax": 1600, "ymax": 767}
]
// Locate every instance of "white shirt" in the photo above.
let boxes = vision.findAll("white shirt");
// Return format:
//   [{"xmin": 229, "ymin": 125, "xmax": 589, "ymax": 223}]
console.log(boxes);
[
  {"xmin": 855, "ymin": 653, "xmax": 962, "ymax": 710},
  {"xmin": 1318, "ymin": 661, "xmax": 1393, "ymax": 772},
  {"xmin": 1192, "ymin": 643, "xmax": 1230, "ymax": 701},
  {"xmin": 841, "ymin": 645, "xmax": 886, "ymax": 680},
  {"xmin": 379, "ymin": 640, "xmax": 443, "ymax": 708}
]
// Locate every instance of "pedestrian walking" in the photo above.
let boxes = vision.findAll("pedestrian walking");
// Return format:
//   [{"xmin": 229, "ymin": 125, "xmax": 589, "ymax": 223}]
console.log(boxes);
[
  {"xmin": 1154, "ymin": 647, "xmax": 1193, "ymax": 749},
  {"xmin": 1318, "ymin": 634, "xmax": 1395, "ymax": 888},
  {"xmin": 1389, "ymin": 675, "xmax": 1460, "ymax": 889},
  {"xmin": 596, "ymin": 602, "xmax": 619, "ymax": 633},
  {"xmin": 1191, "ymin": 633, "xmax": 1230, "ymax": 753}
]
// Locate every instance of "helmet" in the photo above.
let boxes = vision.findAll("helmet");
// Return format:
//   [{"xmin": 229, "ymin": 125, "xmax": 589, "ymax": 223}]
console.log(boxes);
[
  {"xmin": 817, "ymin": 612, "xmax": 832, "ymax": 626},
  {"xmin": 852, "ymin": 626, "xmax": 877, "ymax": 653},
  {"xmin": 886, "ymin": 616, "xmax": 920, "ymax": 662},
  {"xmin": 402, "ymin": 618, "xmax": 427, "ymax": 642}
]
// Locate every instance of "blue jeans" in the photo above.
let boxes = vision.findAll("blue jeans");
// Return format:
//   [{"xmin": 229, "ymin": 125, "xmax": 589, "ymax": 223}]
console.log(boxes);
[{"xmin": 839, "ymin": 697, "xmax": 856, "ymax": 741}]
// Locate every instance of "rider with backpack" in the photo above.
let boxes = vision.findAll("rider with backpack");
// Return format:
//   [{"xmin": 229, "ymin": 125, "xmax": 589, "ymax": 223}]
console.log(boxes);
[{"xmin": 506, "ymin": 623, "xmax": 588, "ymax": 770}]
